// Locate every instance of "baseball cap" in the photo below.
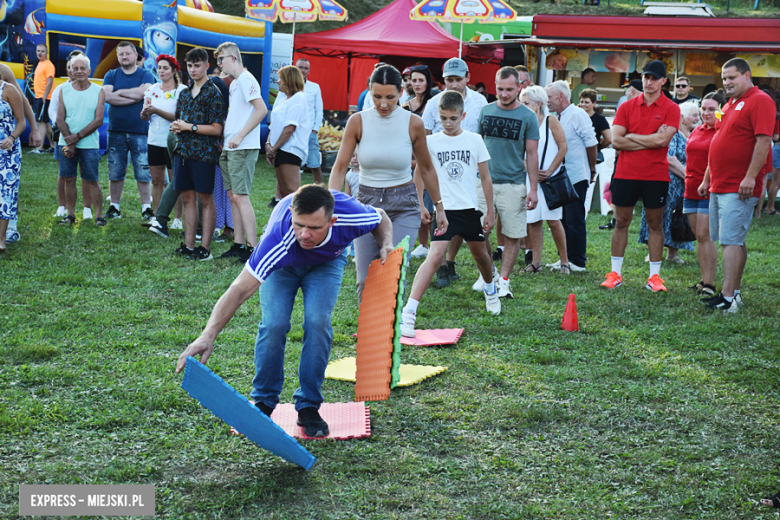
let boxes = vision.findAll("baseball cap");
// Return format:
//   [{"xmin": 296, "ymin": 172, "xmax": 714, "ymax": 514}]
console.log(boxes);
[
  {"xmin": 442, "ymin": 58, "xmax": 469, "ymax": 78},
  {"xmin": 402, "ymin": 67, "xmax": 411, "ymax": 77},
  {"xmin": 622, "ymin": 79, "xmax": 643, "ymax": 92},
  {"xmin": 642, "ymin": 60, "xmax": 666, "ymax": 79}
]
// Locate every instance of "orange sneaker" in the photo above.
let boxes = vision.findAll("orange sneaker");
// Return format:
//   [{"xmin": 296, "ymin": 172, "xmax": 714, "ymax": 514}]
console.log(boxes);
[
  {"xmin": 600, "ymin": 271, "xmax": 622, "ymax": 289},
  {"xmin": 646, "ymin": 274, "xmax": 667, "ymax": 292}
]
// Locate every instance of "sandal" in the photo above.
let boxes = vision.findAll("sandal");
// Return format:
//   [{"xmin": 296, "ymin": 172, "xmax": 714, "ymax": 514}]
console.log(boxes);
[
  {"xmin": 768, "ymin": 209, "xmax": 778, "ymax": 216},
  {"xmin": 58, "ymin": 215, "xmax": 75, "ymax": 226},
  {"xmin": 700, "ymin": 283, "xmax": 716, "ymax": 296},
  {"xmin": 560, "ymin": 264, "xmax": 571, "ymax": 275},
  {"xmin": 96, "ymin": 217, "xmax": 107, "ymax": 227},
  {"xmin": 761, "ymin": 492, "xmax": 780, "ymax": 508},
  {"xmin": 688, "ymin": 280, "xmax": 704, "ymax": 291},
  {"xmin": 523, "ymin": 264, "xmax": 542, "ymax": 274}
]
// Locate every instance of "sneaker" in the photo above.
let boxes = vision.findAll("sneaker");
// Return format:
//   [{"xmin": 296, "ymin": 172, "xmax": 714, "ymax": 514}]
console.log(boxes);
[
  {"xmin": 141, "ymin": 207, "xmax": 155, "ymax": 221},
  {"xmin": 492, "ymin": 248, "xmax": 503, "ymax": 262},
  {"xmin": 53, "ymin": 206, "xmax": 66, "ymax": 218},
  {"xmin": 44, "ymin": 147, "xmax": 54, "ymax": 153},
  {"xmin": 484, "ymin": 287, "xmax": 501, "ymax": 315},
  {"xmin": 646, "ymin": 274, "xmax": 667, "ymax": 292},
  {"xmin": 400, "ymin": 310, "xmax": 416, "ymax": 338},
  {"xmin": 267, "ymin": 197, "xmax": 279, "ymax": 209},
  {"xmin": 569, "ymin": 263, "xmax": 587, "ymax": 272},
  {"xmin": 149, "ymin": 219, "xmax": 170, "ymax": 238},
  {"xmin": 297, "ymin": 407, "xmax": 329, "ymax": 438},
  {"xmin": 546, "ymin": 260, "xmax": 561, "ymax": 271},
  {"xmin": 254, "ymin": 401, "xmax": 274, "ymax": 417},
  {"xmin": 82, "ymin": 207, "xmax": 93, "ymax": 220},
  {"xmin": 601, "ymin": 271, "xmax": 623, "ymax": 289},
  {"xmin": 599, "ymin": 218, "xmax": 616, "ymax": 230},
  {"xmin": 705, "ymin": 293, "xmax": 738, "ymax": 313},
  {"xmin": 105, "ymin": 206, "xmax": 121, "ymax": 219},
  {"xmin": 170, "ymin": 218, "xmax": 183, "ymax": 230},
  {"xmin": 186, "ymin": 245, "xmax": 213, "ymax": 261},
  {"xmin": 219, "ymin": 243, "xmax": 243, "ymax": 259},
  {"xmin": 435, "ymin": 265, "xmax": 450, "ymax": 288},
  {"xmin": 472, "ymin": 265, "xmax": 499, "ymax": 291},
  {"xmin": 524, "ymin": 250, "xmax": 533, "ymax": 265},
  {"xmin": 497, "ymin": 278, "xmax": 513, "ymax": 299},
  {"xmin": 174, "ymin": 242, "xmax": 193, "ymax": 256},
  {"xmin": 28, "ymin": 149, "xmax": 44, "ymax": 155},
  {"xmin": 237, "ymin": 245, "xmax": 254, "ymax": 263},
  {"xmin": 734, "ymin": 293, "xmax": 744, "ymax": 307},
  {"xmin": 447, "ymin": 261, "xmax": 460, "ymax": 282},
  {"xmin": 141, "ymin": 216, "xmax": 157, "ymax": 228},
  {"xmin": 410, "ymin": 244, "xmax": 429, "ymax": 259},
  {"xmin": 212, "ymin": 229, "xmax": 225, "ymax": 243}
]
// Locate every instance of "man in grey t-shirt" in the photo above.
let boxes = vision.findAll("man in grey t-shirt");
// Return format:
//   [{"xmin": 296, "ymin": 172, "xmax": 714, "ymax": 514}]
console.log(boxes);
[{"xmin": 475, "ymin": 67, "xmax": 540, "ymax": 299}]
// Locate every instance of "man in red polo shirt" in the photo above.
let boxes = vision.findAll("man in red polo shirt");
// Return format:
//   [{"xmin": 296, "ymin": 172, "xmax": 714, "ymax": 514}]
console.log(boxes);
[
  {"xmin": 601, "ymin": 60, "xmax": 680, "ymax": 292},
  {"xmin": 698, "ymin": 58, "xmax": 775, "ymax": 313}
]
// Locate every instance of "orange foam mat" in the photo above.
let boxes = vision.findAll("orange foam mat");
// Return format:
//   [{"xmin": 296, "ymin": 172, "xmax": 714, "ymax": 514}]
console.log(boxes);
[
  {"xmin": 354, "ymin": 247, "xmax": 404, "ymax": 402},
  {"xmin": 231, "ymin": 402, "xmax": 371, "ymax": 440},
  {"xmin": 353, "ymin": 328, "xmax": 464, "ymax": 347}
]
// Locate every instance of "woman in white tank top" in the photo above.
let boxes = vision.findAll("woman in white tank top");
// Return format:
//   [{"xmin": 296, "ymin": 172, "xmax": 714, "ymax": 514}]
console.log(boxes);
[
  {"xmin": 329, "ymin": 65, "xmax": 448, "ymax": 302},
  {"xmin": 520, "ymin": 86, "xmax": 571, "ymax": 274}
]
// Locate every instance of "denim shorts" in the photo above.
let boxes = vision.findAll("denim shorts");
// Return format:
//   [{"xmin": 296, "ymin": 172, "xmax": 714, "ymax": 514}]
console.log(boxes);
[
  {"xmin": 307, "ymin": 131, "xmax": 321, "ymax": 168},
  {"xmin": 107, "ymin": 131, "xmax": 150, "ymax": 182},
  {"xmin": 682, "ymin": 197, "xmax": 710, "ymax": 215},
  {"xmin": 709, "ymin": 192, "xmax": 757, "ymax": 246},
  {"xmin": 57, "ymin": 145, "xmax": 100, "ymax": 182},
  {"xmin": 773, "ymin": 144, "xmax": 780, "ymax": 170}
]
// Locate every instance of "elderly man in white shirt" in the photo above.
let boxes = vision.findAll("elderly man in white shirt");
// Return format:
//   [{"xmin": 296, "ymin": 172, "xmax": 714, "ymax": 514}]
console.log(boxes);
[
  {"xmin": 545, "ymin": 80, "xmax": 598, "ymax": 272},
  {"xmin": 275, "ymin": 58, "xmax": 324, "ymax": 184}
]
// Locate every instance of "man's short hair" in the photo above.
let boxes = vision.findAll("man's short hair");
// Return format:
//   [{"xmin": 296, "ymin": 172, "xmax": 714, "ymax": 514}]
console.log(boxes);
[
  {"xmin": 215, "ymin": 42, "xmax": 242, "ymax": 65},
  {"xmin": 291, "ymin": 184, "xmax": 335, "ymax": 217},
  {"xmin": 514, "ymin": 65, "xmax": 528, "ymax": 73},
  {"xmin": 547, "ymin": 80, "xmax": 571, "ymax": 102},
  {"xmin": 186, "ymin": 47, "xmax": 209, "ymax": 64},
  {"xmin": 70, "ymin": 54, "xmax": 91, "ymax": 69},
  {"xmin": 36, "ymin": 43, "xmax": 47, "ymax": 50},
  {"xmin": 676, "ymin": 76, "xmax": 690, "ymax": 86},
  {"xmin": 68, "ymin": 50, "xmax": 84, "ymax": 60},
  {"xmin": 438, "ymin": 90, "xmax": 464, "ymax": 113},
  {"xmin": 723, "ymin": 58, "xmax": 751, "ymax": 75},
  {"xmin": 582, "ymin": 68, "xmax": 595, "ymax": 76},
  {"xmin": 117, "ymin": 41, "xmax": 136, "ymax": 52},
  {"xmin": 579, "ymin": 88, "xmax": 598, "ymax": 103},
  {"xmin": 496, "ymin": 66, "xmax": 519, "ymax": 83},
  {"xmin": 296, "ymin": 58, "xmax": 310, "ymax": 66}
]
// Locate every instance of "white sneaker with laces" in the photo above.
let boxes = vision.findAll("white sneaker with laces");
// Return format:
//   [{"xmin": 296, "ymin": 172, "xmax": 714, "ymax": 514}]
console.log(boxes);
[
  {"xmin": 170, "ymin": 218, "xmax": 183, "ymax": 230},
  {"xmin": 546, "ymin": 260, "xmax": 561, "ymax": 270},
  {"xmin": 82, "ymin": 207, "xmax": 93, "ymax": 220},
  {"xmin": 497, "ymin": 278, "xmax": 514, "ymax": 299},
  {"xmin": 569, "ymin": 263, "xmax": 587, "ymax": 272},
  {"xmin": 484, "ymin": 288, "xmax": 501, "ymax": 315},
  {"xmin": 400, "ymin": 311, "xmax": 416, "ymax": 338},
  {"xmin": 472, "ymin": 266, "xmax": 499, "ymax": 291},
  {"xmin": 410, "ymin": 245, "xmax": 429, "ymax": 259}
]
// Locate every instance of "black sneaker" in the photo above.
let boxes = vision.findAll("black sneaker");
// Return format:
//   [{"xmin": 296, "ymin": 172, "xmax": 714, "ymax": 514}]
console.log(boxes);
[
  {"xmin": 524, "ymin": 250, "xmax": 533, "ymax": 265},
  {"xmin": 599, "ymin": 218, "xmax": 616, "ymax": 230},
  {"xmin": 297, "ymin": 407, "xmax": 329, "ymax": 438},
  {"xmin": 174, "ymin": 242, "xmax": 194, "ymax": 256},
  {"xmin": 105, "ymin": 206, "xmax": 121, "ymax": 219},
  {"xmin": 149, "ymin": 219, "xmax": 169, "ymax": 238},
  {"xmin": 492, "ymin": 248, "xmax": 502, "ymax": 262},
  {"xmin": 435, "ymin": 264, "xmax": 450, "ymax": 288},
  {"xmin": 186, "ymin": 245, "xmax": 213, "ymax": 261},
  {"xmin": 237, "ymin": 245, "xmax": 254, "ymax": 263},
  {"xmin": 254, "ymin": 401, "xmax": 274, "ymax": 417},
  {"xmin": 219, "ymin": 243, "xmax": 243, "ymax": 259},
  {"xmin": 141, "ymin": 207, "xmax": 154, "ymax": 221},
  {"xmin": 447, "ymin": 261, "xmax": 460, "ymax": 282},
  {"xmin": 704, "ymin": 292, "xmax": 738, "ymax": 313},
  {"xmin": 267, "ymin": 197, "xmax": 279, "ymax": 209}
]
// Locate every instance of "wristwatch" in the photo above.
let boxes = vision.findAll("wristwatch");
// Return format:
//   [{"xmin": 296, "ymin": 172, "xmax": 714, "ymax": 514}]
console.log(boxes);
[{"xmin": 191, "ymin": 124, "xmax": 198, "ymax": 134}]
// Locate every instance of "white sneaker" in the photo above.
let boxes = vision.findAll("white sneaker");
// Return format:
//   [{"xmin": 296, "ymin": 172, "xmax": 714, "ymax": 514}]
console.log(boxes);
[
  {"xmin": 400, "ymin": 310, "xmax": 416, "ymax": 338},
  {"xmin": 410, "ymin": 245, "xmax": 429, "ymax": 259},
  {"xmin": 734, "ymin": 293, "xmax": 744, "ymax": 307},
  {"xmin": 497, "ymin": 278, "xmax": 514, "ymax": 299},
  {"xmin": 54, "ymin": 206, "xmax": 66, "ymax": 217},
  {"xmin": 472, "ymin": 265, "xmax": 499, "ymax": 291},
  {"xmin": 170, "ymin": 218, "xmax": 183, "ymax": 230},
  {"xmin": 569, "ymin": 263, "xmax": 587, "ymax": 272},
  {"xmin": 82, "ymin": 207, "xmax": 93, "ymax": 220},
  {"xmin": 546, "ymin": 260, "xmax": 561, "ymax": 270},
  {"xmin": 484, "ymin": 287, "xmax": 501, "ymax": 315}
]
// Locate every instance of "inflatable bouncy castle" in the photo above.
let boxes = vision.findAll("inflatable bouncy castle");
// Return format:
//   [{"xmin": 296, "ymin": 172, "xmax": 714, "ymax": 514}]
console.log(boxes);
[{"xmin": 0, "ymin": 0, "xmax": 273, "ymax": 145}]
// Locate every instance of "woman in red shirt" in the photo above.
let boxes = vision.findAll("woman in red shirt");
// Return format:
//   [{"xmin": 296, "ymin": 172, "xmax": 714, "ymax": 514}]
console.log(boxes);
[{"xmin": 683, "ymin": 91, "xmax": 725, "ymax": 296}]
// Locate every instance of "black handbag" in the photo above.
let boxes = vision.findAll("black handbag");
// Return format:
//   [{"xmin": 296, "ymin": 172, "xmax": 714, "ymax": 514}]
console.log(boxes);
[
  {"xmin": 538, "ymin": 116, "xmax": 579, "ymax": 211},
  {"xmin": 670, "ymin": 199, "xmax": 696, "ymax": 242}
]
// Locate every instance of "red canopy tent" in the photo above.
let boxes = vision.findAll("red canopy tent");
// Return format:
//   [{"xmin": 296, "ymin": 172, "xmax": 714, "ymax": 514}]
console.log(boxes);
[{"xmin": 293, "ymin": 0, "xmax": 503, "ymax": 111}]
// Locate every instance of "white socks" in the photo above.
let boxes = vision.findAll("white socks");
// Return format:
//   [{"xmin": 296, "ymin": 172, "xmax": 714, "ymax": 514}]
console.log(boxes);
[
  {"xmin": 142, "ymin": 203, "xmax": 151, "ymax": 212},
  {"xmin": 403, "ymin": 298, "xmax": 419, "ymax": 315},
  {"xmin": 111, "ymin": 202, "xmax": 120, "ymax": 211},
  {"xmin": 649, "ymin": 261, "xmax": 661, "ymax": 278},
  {"xmin": 484, "ymin": 281, "xmax": 496, "ymax": 294},
  {"xmin": 611, "ymin": 256, "xmax": 624, "ymax": 276}
]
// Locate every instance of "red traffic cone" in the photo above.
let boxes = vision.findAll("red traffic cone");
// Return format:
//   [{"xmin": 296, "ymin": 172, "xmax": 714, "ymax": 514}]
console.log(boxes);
[{"xmin": 561, "ymin": 293, "xmax": 579, "ymax": 332}]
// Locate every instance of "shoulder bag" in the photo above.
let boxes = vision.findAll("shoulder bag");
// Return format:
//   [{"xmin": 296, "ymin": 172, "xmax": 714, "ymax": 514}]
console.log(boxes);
[{"xmin": 538, "ymin": 116, "xmax": 579, "ymax": 211}]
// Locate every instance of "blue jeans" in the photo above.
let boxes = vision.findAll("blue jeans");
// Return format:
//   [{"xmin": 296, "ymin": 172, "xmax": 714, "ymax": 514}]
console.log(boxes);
[
  {"xmin": 562, "ymin": 179, "xmax": 589, "ymax": 268},
  {"xmin": 250, "ymin": 253, "xmax": 348, "ymax": 411},
  {"xmin": 107, "ymin": 131, "xmax": 150, "ymax": 182}
]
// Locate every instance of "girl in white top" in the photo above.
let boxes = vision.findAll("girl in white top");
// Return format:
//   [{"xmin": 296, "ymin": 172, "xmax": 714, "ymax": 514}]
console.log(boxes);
[
  {"xmin": 141, "ymin": 54, "xmax": 186, "ymax": 212},
  {"xmin": 520, "ymin": 86, "xmax": 571, "ymax": 274},
  {"xmin": 265, "ymin": 65, "xmax": 309, "ymax": 199},
  {"xmin": 328, "ymin": 65, "xmax": 448, "ymax": 303}
]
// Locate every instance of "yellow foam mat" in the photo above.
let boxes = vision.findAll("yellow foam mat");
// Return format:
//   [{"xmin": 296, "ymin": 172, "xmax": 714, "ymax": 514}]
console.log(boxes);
[{"xmin": 325, "ymin": 357, "xmax": 447, "ymax": 387}]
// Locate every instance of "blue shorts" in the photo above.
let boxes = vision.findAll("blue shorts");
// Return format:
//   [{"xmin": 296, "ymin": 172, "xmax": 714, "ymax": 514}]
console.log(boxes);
[
  {"xmin": 682, "ymin": 197, "xmax": 709, "ymax": 215},
  {"xmin": 173, "ymin": 154, "xmax": 215, "ymax": 194},
  {"xmin": 107, "ymin": 131, "xmax": 150, "ymax": 182},
  {"xmin": 57, "ymin": 145, "xmax": 100, "ymax": 182},
  {"xmin": 307, "ymin": 131, "xmax": 321, "ymax": 168},
  {"xmin": 773, "ymin": 143, "xmax": 780, "ymax": 170}
]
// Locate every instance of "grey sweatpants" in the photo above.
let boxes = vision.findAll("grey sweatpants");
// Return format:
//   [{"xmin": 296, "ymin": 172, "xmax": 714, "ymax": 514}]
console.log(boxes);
[{"xmin": 354, "ymin": 182, "xmax": 421, "ymax": 304}]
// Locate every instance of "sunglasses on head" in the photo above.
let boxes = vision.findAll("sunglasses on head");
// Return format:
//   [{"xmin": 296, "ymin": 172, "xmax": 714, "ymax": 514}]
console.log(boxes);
[
  {"xmin": 410, "ymin": 65, "xmax": 428, "ymax": 72},
  {"xmin": 373, "ymin": 62, "xmax": 387, "ymax": 69}
]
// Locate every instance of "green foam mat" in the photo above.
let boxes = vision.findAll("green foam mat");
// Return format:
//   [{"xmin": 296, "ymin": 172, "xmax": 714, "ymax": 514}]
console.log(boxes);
[{"xmin": 390, "ymin": 235, "xmax": 410, "ymax": 389}]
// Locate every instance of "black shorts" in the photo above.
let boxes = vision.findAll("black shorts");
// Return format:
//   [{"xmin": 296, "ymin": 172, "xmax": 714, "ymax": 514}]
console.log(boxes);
[
  {"xmin": 274, "ymin": 149, "xmax": 302, "ymax": 168},
  {"xmin": 431, "ymin": 208, "xmax": 485, "ymax": 243},
  {"xmin": 173, "ymin": 154, "xmax": 215, "ymax": 194},
  {"xmin": 33, "ymin": 98, "xmax": 50, "ymax": 123},
  {"xmin": 610, "ymin": 178, "xmax": 669, "ymax": 210},
  {"xmin": 148, "ymin": 144, "xmax": 172, "ymax": 169}
]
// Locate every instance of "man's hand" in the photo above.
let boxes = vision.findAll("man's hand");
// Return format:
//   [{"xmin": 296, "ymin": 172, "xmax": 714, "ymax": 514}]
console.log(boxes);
[
  {"xmin": 434, "ymin": 209, "xmax": 448, "ymax": 236},
  {"xmin": 590, "ymin": 170, "xmax": 598, "ymax": 183},
  {"xmin": 697, "ymin": 178, "xmax": 710, "ymax": 198},
  {"xmin": 538, "ymin": 169, "xmax": 549, "ymax": 182},
  {"xmin": 378, "ymin": 242, "xmax": 394, "ymax": 264},
  {"xmin": 227, "ymin": 136, "xmax": 242, "ymax": 149},
  {"xmin": 527, "ymin": 188, "xmax": 538, "ymax": 211},
  {"xmin": 482, "ymin": 211, "xmax": 495, "ymax": 234},
  {"xmin": 63, "ymin": 144, "xmax": 76, "ymax": 159},
  {"xmin": 175, "ymin": 336, "xmax": 215, "ymax": 373},
  {"xmin": 738, "ymin": 177, "xmax": 756, "ymax": 201},
  {"xmin": 170, "ymin": 120, "xmax": 182, "ymax": 134},
  {"xmin": 656, "ymin": 124, "xmax": 668, "ymax": 134},
  {"xmin": 64, "ymin": 133, "xmax": 79, "ymax": 146},
  {"xmin": 420, "ymin": 206, "xmax": 432, "ymax": 225}
]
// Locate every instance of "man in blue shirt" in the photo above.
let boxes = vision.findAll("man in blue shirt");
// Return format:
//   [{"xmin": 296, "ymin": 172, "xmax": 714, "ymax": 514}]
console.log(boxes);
[
  {"xmin": 102, "ymin": 41, "xmax": 155, "ymax": 220},
  {"xmin": 176, "ymin": 184, "xmax": 393, "ymax": 437}
]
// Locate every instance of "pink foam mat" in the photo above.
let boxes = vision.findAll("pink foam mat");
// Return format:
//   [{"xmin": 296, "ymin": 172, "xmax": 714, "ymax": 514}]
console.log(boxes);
[
  {"xmin": 231, "ymin": 402, "xmax": 371, "ymax": 440},
  {"xmin": 352, "ymin": 328, "xmax": 464, "ymax": 346}
]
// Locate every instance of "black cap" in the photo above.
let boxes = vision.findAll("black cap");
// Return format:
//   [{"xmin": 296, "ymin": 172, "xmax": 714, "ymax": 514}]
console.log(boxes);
[
  {"xmin": 622, "ymin": 79, "xmax": 643, "ymax": 92},
  {"xmin": 643, "ymin": 60, "xmax": 666, "ymax": 79}
]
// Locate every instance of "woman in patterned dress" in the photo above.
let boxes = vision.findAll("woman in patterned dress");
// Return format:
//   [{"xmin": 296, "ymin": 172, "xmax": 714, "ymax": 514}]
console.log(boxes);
[{"xmin": 0, "ymin": 79, "xmax": 26, "ymax": 251}]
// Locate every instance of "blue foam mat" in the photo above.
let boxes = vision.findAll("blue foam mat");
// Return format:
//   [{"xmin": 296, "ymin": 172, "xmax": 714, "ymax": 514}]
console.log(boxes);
[{"xmin": 181, "ymin": 357, "xmax": 316, "ymax": 470}]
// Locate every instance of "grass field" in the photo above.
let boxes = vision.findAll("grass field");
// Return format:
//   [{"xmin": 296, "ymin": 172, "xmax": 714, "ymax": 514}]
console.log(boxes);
[{"xmin": 1, "ymin": 151, "xmax": 779, "ymax": 519}]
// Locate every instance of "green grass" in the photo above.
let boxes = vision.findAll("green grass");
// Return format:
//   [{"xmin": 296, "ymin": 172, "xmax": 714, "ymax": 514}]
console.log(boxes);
[{"xmin": 1, "ymin": 150, "xmax": 779, "ymax": 519}]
